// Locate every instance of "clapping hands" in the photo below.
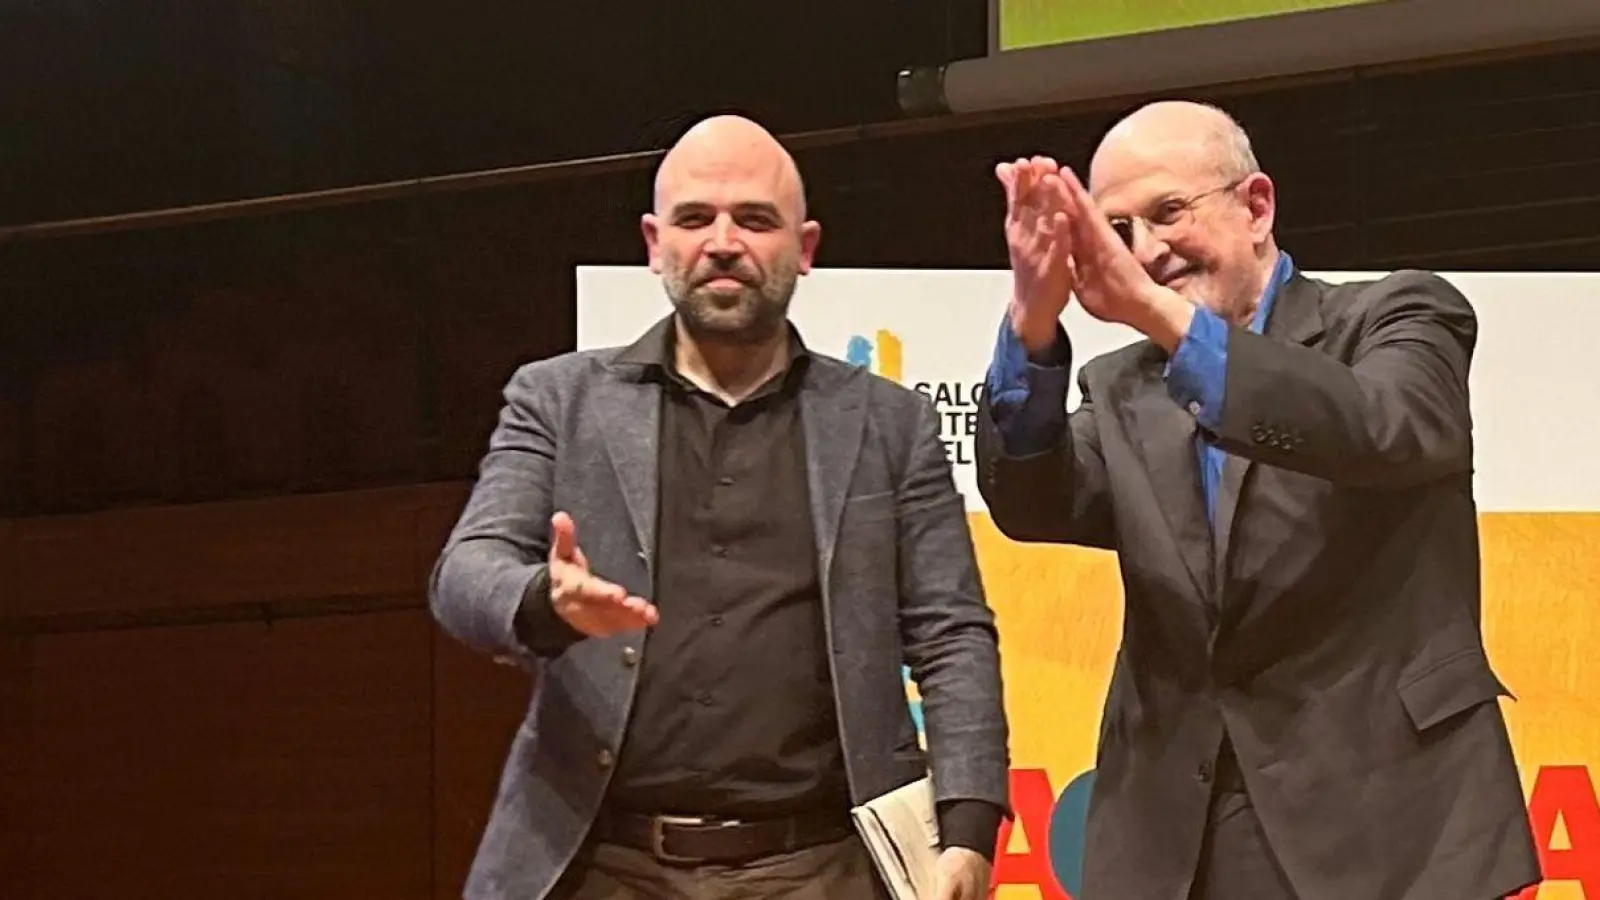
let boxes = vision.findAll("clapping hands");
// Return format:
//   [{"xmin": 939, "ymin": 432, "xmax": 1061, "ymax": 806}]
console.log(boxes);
[{"xmin": 996, "ymin": 156, "xmax": 1190, "ymax": 350}]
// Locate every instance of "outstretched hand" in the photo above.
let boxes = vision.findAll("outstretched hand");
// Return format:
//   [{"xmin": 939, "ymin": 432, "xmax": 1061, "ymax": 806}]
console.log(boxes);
[{"xmin": 547, "ymin": 511, "xmax": 658, "ymax": 636}]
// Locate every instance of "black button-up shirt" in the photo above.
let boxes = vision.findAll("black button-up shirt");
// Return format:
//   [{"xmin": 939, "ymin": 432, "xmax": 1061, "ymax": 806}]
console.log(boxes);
[{"xmin": 605, "ymin": 326, "xmax": 848, "ymax": 819}]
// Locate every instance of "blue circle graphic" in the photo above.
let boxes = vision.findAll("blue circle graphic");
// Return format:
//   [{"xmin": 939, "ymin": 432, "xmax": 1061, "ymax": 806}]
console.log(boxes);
[{"xmin": 1048, "ymin": 769, "xmax": 1096, "ymax": 898}]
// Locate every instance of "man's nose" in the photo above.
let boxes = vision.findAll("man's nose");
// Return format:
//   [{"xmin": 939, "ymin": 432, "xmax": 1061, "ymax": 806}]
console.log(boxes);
[
  {"xmin": 1130, "ymin": 221, "xmax": 1171, "ymax": 270},
  {"xmin": 707, "ymin": 215, "xmax": 743, "ymax": 255}
]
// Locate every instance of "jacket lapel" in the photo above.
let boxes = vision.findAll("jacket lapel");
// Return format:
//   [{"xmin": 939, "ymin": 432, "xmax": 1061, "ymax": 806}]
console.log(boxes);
[
  {"xmin": 1211, "ymin": 275, "xmax": 1326, "ymax": 585},
  {"xmin": 800, "ymin": 362, "xmax": 868, "ymax": 590},
  {"xmin": 595, "ymin": 377, "xmax": 661, "ymax": 560},
  {"xmin": 1126, "ymin": 351, "xmax": 1213, "ymax": 605},
  {"xmin": 597, "ymin": 320, "xmax": 672, "ymax": 559}
]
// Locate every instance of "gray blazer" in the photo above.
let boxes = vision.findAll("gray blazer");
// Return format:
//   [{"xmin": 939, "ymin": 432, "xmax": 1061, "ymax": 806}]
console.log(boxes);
[
  {"xmin": 430, "ymin": 316, "xmax": 1010, "ymax": 900},
  {"xmin": 977, "ymin": 271, "xmax": 1540, "ymax": 900}
]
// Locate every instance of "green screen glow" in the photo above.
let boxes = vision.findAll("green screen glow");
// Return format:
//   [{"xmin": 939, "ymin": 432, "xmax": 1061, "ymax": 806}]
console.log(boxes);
[{"xmin": 1000, "ymin": 0, "xmax": 1386, "ymax": 51}]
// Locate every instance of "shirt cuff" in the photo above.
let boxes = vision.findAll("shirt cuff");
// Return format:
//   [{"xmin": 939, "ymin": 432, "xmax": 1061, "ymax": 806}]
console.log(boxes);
[
  {"xmin": 936, "ymin": 799, "xmax": 1005, "ymax": 862},
  {"xmin": 512, "ymin": 567, "xmax": 585, "ymax": 657},
  {"xmin": 1164, "ymin": 305, "xmax": 1230, "ymax": 432},
  {"xmin": 985, "ymin": 317, "xmax": 1073, "ymax": 457}
]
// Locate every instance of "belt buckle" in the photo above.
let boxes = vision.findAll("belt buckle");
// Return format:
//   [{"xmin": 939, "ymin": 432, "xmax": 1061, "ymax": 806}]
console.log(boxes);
[{"xmin": 649, "ymin": 814, "xmax": 709, "ymax": 865}]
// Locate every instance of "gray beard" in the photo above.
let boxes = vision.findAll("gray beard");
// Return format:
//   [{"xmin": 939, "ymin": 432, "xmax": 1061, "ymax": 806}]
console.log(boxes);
[
  {"xmin": 674, "ymin": 290, "xmax": 788, "ymax": 346},
  {"xmin": 665, "ymin": 261, "xmax": 799, "ymax": 346}
]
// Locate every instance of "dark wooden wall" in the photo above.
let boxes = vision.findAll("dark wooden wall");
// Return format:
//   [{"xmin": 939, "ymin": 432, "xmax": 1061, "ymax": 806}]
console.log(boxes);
[
  {"xmin": 0, "ymin": 484, "xmax": 527, "ymax": 900},
  {"xmin": 3, "ymin": 45, "xmax": 1600, "ymax": 899},
  {"xmin": 0, "ymin": 0, "xmax": 984, "ymax": 227}
]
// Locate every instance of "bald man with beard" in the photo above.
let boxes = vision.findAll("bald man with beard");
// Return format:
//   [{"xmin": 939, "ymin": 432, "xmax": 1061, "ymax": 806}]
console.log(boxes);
[
  {"xmin": 431, "ymin": 114, "xmax": 1010, "ymax": 900},
  {"xmin": 976, "ymin": 100, "xmax": 1541, "ymax": 900}
]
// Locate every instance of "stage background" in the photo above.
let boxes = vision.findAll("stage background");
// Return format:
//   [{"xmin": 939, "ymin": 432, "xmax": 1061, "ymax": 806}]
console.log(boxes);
[{"xmin": 578, "ymin": 267, "xmax": 1600, "ymax": 900}]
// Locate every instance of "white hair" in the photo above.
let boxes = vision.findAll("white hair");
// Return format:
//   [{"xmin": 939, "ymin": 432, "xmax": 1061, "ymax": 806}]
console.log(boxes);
[{"xmin": 1206, "ymin": 103, "xmax": 1261, "ymax": 182}]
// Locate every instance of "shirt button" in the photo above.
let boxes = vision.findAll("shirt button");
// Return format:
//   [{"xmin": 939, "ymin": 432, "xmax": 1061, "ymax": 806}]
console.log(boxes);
[
  {"xmin": 1197, "ymin": 761, "xmax": 1213, "ymax": 783},
  {"xmin": 697, "ymin": 693, "xmax": 713, "ymax": 707},
  {"xmin": 710, "ymin": 616, "xmax": 724, "ymax": 627},
  {"xmin": 621, "ymin": 646, "xmax": 638, "ymax": 667},
  {"xmin": 1186, "ymin": 401, "xmax": 1201, "ymax": 417},
  {"xmin": 712, "ymin": 545, "xmax": 727, "ymax": 557},
  {"xmin": 717, "ymin": 475, "xmax": 734, "ymax": 486},
  {"xmin": 597, "ymin": 748, "xmax": 615, "ymax": 769}
]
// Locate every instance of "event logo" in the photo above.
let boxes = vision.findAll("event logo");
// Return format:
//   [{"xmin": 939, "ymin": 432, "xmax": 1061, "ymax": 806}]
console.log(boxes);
[
  {"xmin": 845, "ymin": 330, "xmax": 903, "ymax": 383},
  {"xmin": 845, "ymin": 330, "xmax": 985, "ymax": 467}
]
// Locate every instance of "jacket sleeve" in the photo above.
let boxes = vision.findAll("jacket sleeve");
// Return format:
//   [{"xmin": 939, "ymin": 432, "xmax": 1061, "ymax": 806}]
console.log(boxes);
[
  {"xmin": 428, "ymin": 360, "xmax": 582, "ymax": 663},
  {"xmin": 894, "ymin": 394, "xmax": 1012, "ymax": 837},
  {"xmin": 976, "ymin": 319, "xmax": 1116, "ymax": 548},
  {"xmin": 1202, "ymin": 270, "xmax": 1476, "ymax": 489}
]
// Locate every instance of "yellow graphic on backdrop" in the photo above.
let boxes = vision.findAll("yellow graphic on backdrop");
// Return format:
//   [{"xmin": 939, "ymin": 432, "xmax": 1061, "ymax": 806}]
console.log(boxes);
[{"xmin": 971, "ymin": 512, "xmax": 1600, "ymax": 899}]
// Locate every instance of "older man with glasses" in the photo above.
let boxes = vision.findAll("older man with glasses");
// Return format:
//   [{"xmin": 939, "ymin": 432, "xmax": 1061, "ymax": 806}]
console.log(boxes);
[{"xmin": 975, "ymin": 99, "xmax": 1541, "ymax": 900}]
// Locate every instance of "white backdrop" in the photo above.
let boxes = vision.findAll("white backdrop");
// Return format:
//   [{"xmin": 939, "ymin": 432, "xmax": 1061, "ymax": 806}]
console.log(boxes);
[{"xmin": 576, "ymin": 267, "xmax": 1600, "ymax": 513}]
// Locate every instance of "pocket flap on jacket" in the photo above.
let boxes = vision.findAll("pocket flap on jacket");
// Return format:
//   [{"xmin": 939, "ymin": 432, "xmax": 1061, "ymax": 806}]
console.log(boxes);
[{"xmin": 1398, "ymin": 649, "xmax": 1511, "ymax": 732}]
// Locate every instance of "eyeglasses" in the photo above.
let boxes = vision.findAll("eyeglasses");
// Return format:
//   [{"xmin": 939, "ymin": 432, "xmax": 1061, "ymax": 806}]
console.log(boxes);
[{"xmin": 1107, "ymin": 178, "xmax": 1244, "ymax": 249}]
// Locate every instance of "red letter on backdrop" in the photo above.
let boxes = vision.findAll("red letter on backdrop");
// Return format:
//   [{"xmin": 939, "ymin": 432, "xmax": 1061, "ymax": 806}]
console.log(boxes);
[
  {"xmin": 991, "ymin": 768, "xmax": 1071, "ymax": 900},
  {"xmin": 1515, "ymin": 765, "xmax": 1600, "ymax": 899}
]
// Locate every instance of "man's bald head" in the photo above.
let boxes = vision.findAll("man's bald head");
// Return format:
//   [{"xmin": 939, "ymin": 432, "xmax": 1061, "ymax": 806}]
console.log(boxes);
[
  {"xmin": 653, "ymin": 114, "xmax": 807, "ymax": 222},
  {"xmin": 1083, "ymin": 99, "xmax": 1279, "ymax": 326},
  {"xmin": 642, "ymin": 113, "xmax": 822, "ymax": 347},
  {"xmin": 1090, "ymin": 100, "xmax": 1259, "ymax": 193}
]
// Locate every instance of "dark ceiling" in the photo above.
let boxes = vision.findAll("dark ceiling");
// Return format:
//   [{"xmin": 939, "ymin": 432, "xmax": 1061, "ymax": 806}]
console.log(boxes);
[{"xmin": 0, "ymin": 0, "xmax": 987, "ymax": 227}]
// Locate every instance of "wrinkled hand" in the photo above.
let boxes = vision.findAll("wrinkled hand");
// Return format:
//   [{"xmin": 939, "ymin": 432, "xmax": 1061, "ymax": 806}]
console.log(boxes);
[
  {"xmin": 547, "ymin": 511, "xmax": 658, "ymax": 637},
  {"xmin": 1053, "ymin": 167, "xmax": 1185, "ymax": 337},
  {"xmin": 997, "ymin": 156, "xmax": 1075, "ymax": 355},
  {"xmin": 931, "ymin": 847, "xmax": 992, "ymax": 900}
]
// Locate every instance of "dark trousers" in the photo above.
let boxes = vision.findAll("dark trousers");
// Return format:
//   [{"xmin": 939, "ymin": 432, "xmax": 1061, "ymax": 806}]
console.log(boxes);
[
  {"xmin": 1187, "ymin": 742, "xmax": 1298, "ymax": 900},
  {"xmin": 1185, "ymin": 756, "xmax": 1515, "ymax": 900},
  {"xmin": 548, "ymin": 835, "xmax": 892, "ymax": 900},
  {"xmin": 1187, "ymin": 781, "xmax": 1298, "ymax": 900}
]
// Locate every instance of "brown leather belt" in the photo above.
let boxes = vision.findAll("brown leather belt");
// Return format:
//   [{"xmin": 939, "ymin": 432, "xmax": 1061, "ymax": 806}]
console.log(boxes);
[{"xmin": 592, "ymin": 809, "xmax": 854, "ymax": 865}]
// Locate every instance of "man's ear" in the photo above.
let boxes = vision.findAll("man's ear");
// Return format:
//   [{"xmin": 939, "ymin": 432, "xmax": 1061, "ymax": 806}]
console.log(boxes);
[
  {"xmin": 641, "ymin": 213, "xmax": 663, "ymax": 274},
  {"xmin": 798, "ymin": 220, "xmax": 822, "ymax": 274},
  {"xmin": 1241, "ymin": 172, "xmax": 1276, "ymax": 244}
]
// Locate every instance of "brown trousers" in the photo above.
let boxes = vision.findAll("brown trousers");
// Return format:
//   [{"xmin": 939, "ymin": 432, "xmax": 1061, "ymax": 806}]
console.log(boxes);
[{"xmin": 548, "ymin": 835, "xmax": 892, "ymax": 900}]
